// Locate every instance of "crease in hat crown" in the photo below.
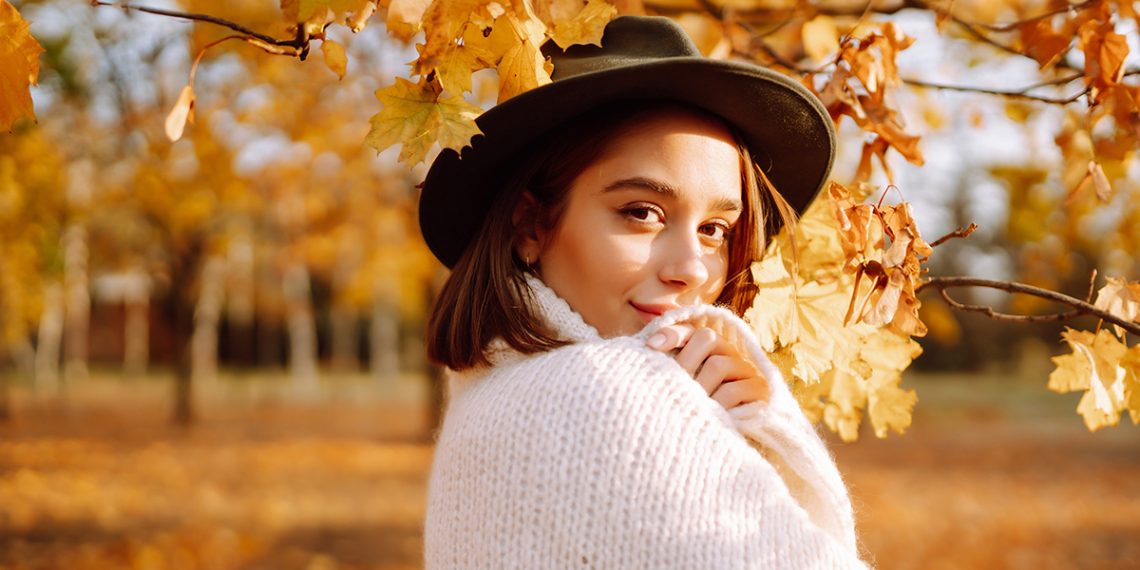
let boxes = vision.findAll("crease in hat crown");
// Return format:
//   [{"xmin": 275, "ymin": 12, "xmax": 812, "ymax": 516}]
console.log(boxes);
[{"xmin": 420, "ymin": 14, "xmax": 836, "ymax": 269}]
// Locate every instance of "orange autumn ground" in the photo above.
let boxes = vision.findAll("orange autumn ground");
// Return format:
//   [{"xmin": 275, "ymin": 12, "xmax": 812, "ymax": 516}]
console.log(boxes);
[{"xmin": 1, "ymin": 373, "xmax": 1138, "ymax": 570}]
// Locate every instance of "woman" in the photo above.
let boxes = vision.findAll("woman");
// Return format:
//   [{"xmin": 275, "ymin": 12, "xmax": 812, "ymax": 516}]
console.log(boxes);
[{"xmin": 419, "ymin": 15, "xmax": 868, "ymax": 569}]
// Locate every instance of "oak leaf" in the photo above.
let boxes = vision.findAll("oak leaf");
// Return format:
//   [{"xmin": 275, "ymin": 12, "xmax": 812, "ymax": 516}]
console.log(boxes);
[
  {"xmin": 365, "ymin": 77, "xmax": 483, "ymax": 164},
  {"xmin": 0, "ymin": 0, "xmax": 44, "ymax": 131}
]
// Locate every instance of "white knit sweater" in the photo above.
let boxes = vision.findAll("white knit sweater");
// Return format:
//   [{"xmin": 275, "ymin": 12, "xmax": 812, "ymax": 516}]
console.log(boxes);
[{"xmin": 424, "ymin": 276, "xmax": 867, "ymax": 569}]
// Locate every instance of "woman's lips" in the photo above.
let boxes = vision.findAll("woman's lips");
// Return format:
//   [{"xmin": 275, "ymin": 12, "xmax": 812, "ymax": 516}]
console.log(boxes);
[{"xmin": 630, "ymin": 301, "xmax": 679, "ymax": 324}]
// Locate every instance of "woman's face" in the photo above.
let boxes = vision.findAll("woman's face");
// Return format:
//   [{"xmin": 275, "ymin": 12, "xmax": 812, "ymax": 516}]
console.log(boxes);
[{"xmin": 525, "ymin": 110, "xmax": 744, "ymax": 337}]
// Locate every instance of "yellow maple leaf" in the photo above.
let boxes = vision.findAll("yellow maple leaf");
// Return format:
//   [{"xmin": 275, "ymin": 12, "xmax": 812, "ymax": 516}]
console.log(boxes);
[
  {"xmin": 497, "ymin": 34, "xmax": 551, "ymax": 102},
  {"xmin": 550, "ymin": 0, "xmax": 617, "ymax": 49},
  {"xmin": 1093, "ymin": 276, "xmax": 1140, "ymax": 338},
  {"xmin": 1048, "ymin": 328, "xmax": 1133, "ymax": 431},
  {"xmin": 0, "ymin": 0, "xmax": 44, "ymax": 131},
  {"xmin": 431, "ymin": 43, "xmax": 495, "ymax": 96},
  {"xmin": 365, "ymin": 77, "xmax": 483, "ymax": 164},
  {"xmin": 1121, "ymin": 346, "xmax": 1140, "ymax": 424},
  {"xmin": 861, "ymin": 330, "xmax": 921, "ymax": 437},
  {"xmin": 822, "ymin": 367, "xmax": 866, "ymax": 442},
  {"xmin": 418, "ymin": 0, "xmax": 490, "ymax": 70},
  {"xmin": 284, "ymin": 0, "xmax": 376, "ymax": 25},
  {"xmin": 387, "ymin": 0, "xmax": 434, "ymax": 41}
]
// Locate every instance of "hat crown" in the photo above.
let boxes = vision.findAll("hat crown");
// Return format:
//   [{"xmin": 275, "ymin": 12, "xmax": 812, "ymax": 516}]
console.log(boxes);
[{"xmin": 543, "ymin": 16, "xmax": 702, "ymax": 80}]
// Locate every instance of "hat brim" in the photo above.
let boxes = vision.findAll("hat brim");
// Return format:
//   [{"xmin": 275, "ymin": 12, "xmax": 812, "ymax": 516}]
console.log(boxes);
[{"xmin": 420, "ymin": 57, "xmax": 836, "ymax": 269}]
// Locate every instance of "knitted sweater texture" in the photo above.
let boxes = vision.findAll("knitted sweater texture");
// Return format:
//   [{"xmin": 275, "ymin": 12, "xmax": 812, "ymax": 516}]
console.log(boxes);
[{"xmin": 424, "ymin": 276, "xmax": 867, "ymax": 569}]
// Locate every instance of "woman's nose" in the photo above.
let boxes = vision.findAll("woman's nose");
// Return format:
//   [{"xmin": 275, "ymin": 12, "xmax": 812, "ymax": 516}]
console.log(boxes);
[{"xmin": 656, "ymin": 232, "xmax": 709, "ymax": 288}]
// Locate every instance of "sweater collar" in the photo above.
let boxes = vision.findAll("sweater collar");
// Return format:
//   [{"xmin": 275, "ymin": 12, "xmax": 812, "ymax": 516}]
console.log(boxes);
[
  {"xmin": 480, "ymin": 274, "xmax": 601, "ymax": 369},
  {"xmin": 524, "ymin": 273, "xmax": 602, "ymax": 344}
]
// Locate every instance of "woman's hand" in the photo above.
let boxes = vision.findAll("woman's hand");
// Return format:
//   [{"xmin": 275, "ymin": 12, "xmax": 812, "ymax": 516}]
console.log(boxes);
[{"xmin": 647, "ymin": 324, "xmax": 770, "ymax": 409}]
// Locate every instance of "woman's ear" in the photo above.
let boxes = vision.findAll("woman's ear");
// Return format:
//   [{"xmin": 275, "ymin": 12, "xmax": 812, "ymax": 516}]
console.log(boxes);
[{"xmin": 512, "ymin": 191, "xmax": 545, "ymax": 264}]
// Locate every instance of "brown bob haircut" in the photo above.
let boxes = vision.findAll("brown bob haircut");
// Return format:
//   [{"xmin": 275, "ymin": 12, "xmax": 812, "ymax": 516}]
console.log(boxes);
[{"xmin": 427, "ymin": 102, "xmax": 798, "ymax": 371}]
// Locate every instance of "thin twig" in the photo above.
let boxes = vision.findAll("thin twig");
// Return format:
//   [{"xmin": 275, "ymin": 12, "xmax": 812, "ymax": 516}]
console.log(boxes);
[
  {"xmin": 91, "ymin": 1, "xmax": 309, "ymax": 50},
  {"xmin": 1084, "ymin": 269, "xmax": 1098, "ymax": 305},
  {"xmin": 936, "ymin": 289, "xmax": 1081, "ymax": 323},
  {"xmin": 902, "ymin": 77, "xmax": 1090, "ymax": 104},
  {"xmin": 918, "ymin": 276, "xmax": 1140, "ymax": 336},
  {"xmin": 929, "ymin": 223, "xmax": 977, "ymax": 248}
]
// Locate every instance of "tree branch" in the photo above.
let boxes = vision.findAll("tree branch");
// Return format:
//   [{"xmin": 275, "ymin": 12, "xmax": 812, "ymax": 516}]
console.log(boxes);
[
  {"xmin": 929, "ymin": 223, "xmax": 977, "ymax": 248},
  {"xmin": 918, "ymin": 277, "xmax": 1140, "ymax": 336},
  {"xmin": 91, "ymin": 1, "xmax": 310, "ymax": 55}
]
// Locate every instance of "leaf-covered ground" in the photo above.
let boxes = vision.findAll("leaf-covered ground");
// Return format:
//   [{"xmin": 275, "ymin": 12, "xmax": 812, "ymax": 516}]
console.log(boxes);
[{"xmin": 1, "ymin": 372, "xmax": 1137, "ymax": 570}]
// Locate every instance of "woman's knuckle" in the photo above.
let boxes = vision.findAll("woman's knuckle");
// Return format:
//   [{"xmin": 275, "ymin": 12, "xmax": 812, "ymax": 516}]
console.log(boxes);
[{"xmin": 692, "ymin": 327, "xmax": 717, "ymax": 345}]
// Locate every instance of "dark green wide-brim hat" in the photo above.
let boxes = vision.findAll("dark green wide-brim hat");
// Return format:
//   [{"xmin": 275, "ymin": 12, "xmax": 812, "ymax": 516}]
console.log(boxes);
[{"xmin": 420, "ymin": 15, "xmax": 836, "ymax": 269}]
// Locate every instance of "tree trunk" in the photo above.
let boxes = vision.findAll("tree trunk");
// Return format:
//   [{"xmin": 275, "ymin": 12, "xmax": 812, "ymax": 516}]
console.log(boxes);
[
  {"xmin": 283, "ymin": 262, "xmax": 319, "ymax": 392},
  {"xmin": 0, "ymin": 363, "xmax": 9, "ymax": 422},
  {"xmin": 169, "ymin": 243, "xmax": 202, "ymax": 426},
  {"xmin": 62, "ymin": 224, "xmax": 90, "ymax": 384},
  {"xmin": 122, "ymin": 270, "xmax": 150, "ymax": 379},
  {"xmin": 191, "ymin": 256, "xmax": 226, "ymax": 386},
  {"xmin": 34, "ymin": 283, "xmax": 64, "ymax": 393},
  {"xmin": 226, "ymin": 230, "xmax": 256, "ymax": 367},
  {"xmin": 330, "ymin": 304, "xmax": 359, "ymax": 374},
  {"xmin": 370, "ymin": 280, "xmax": 400, "ymax": 384},
  {"xmin": 171, "ymin": 296, "xmax": 194, "ymax": 425}
]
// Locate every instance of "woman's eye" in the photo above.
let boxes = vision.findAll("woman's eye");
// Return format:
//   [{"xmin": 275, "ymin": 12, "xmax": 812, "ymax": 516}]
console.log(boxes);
[
  {"xmin": 622, "ymin": 204, "xmax": 663, "ymax": 224},
  {"xmin": 700, "ymin": 222, "xmax": 731, "ymax": 243}
]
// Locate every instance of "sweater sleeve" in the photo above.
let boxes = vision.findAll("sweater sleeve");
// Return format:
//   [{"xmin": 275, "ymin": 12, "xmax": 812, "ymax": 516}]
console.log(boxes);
[
  {"xmin": 639, "ymin": 306, "xmax": 861, "ymax": 554},
  {"xmin": 432, "ymin": 338, "xmax": 866, "ymax": 569}
]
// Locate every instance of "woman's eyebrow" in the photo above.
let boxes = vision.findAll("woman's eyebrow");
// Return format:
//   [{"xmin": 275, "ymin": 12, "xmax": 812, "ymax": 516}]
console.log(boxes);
[{"xmin": 603, "ymin": 176, "xmax": 742, "ymax": 212}]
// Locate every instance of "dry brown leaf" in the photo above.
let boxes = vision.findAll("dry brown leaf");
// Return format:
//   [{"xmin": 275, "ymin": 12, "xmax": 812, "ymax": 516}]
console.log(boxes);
[
  {"xmin": 321, "ymin": 39, "xmax": 348, "ymax": 79},
  {"xmin": 1089, "ymin": 160, "xmax": 1113, "ymax": 201},
  {"xmin": 164, "ymin": 85, "xmax": 196, "ymax": 142},
  {"xmin": 1018, "ymin": 19, "xmax": 1070, "ymax": 69}
]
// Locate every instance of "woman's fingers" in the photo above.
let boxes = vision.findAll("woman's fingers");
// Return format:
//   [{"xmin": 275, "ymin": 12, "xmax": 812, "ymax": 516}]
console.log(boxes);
[
  {"xmin": 710, "ymin": 377, "xmax": 770, "ymax": 409},
  {"xmin": 646, "ymin": 324, "xmax": 695, "ymax": 352},
  {"xmin": 646, "ymin": 323, "xmax": 771, "ymax": 408},
  {"xmin": 694, "ymin": 354, "xmax": 758, "ymax": 394},
  {"xmin": 673, "ymin": 327, "xmax": 731, "ymax": 375}
]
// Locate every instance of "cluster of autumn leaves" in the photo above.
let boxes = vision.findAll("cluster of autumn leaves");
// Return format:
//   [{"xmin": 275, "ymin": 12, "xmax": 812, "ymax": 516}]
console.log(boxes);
[{"xmin": 4, "ymin": 0, "xmax": 1140, "ymax": 436}]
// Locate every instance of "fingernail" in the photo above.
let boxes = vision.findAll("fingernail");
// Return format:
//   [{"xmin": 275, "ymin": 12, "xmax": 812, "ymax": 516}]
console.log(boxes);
[{"xmin": 647, "ymin": 333, "xmax": 667, "ymax": 349}]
